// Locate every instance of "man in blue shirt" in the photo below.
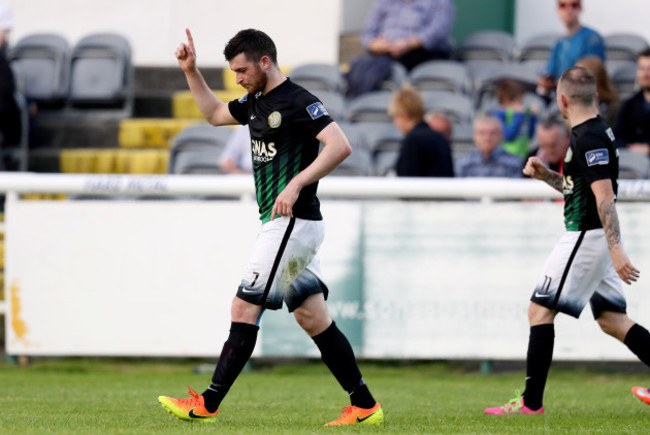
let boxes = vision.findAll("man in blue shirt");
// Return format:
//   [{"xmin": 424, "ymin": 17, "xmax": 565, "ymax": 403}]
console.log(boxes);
[
  {"xmin": 537, "ymin": 0, "xmax": 605, "ymax": 96},
  {"xmin": 361, "ymin": 0, "xmax": 455, "ymax": 71},
  {"xmin": 455, "ymin": 115, "xmax": 523, "ymax": 178}
]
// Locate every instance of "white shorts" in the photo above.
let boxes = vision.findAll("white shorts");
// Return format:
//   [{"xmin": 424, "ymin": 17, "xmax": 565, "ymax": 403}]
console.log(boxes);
[
  {"xmin": 236, "ymin": 216, "xmax": 328, "ymax": 312},
  {"xmin": 530, "ymin": 229, "xmax": 626, "ymax": 319}
]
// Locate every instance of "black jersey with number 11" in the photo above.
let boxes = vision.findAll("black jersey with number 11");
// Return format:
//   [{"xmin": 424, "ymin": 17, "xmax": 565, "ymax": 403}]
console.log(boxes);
[
  {"xmin": 561, "ymin": 116, "xmax": 618, "ymax": 231},
  {"xmin": 228, "ymin": 79, "xmax": 333, "ymax": 223}
]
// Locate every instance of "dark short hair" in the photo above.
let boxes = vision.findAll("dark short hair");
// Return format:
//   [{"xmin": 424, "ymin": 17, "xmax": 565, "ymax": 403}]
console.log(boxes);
[
  {"xmin": 558, "ymin": 66, "xmax": 597, "ymax": 106},
  {"xmin": 224, "ymin": 29, "xmax": 278, "ymax": 65},
  {"xmin": 639, "ymin": 47, "xmax": 650, "ymax": 60}
]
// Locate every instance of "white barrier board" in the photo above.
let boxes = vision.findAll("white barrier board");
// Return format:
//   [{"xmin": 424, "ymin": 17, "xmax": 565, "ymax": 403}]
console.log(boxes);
[{"xmin": 6, "ymin": 198, "xmax": 650, "ymax": 360}]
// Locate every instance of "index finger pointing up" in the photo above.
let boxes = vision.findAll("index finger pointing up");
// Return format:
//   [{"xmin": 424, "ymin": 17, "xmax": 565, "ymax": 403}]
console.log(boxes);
[{"xmin": 185, "ymin": 28, "xmax": 195, "ymax": 50}]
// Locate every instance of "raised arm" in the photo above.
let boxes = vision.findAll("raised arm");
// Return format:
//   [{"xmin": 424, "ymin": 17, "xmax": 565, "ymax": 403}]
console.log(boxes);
[
  {"xmin": 523, "ymin": 156, "xmax": 563, "ymax": 192},
  {"xmin": 591, "ymin": 179, "xmax": 640, "ymax": 284},
  {"xmin": 175, "ymin": 28, "xmax": 237, "ymax": 126},
  {"xmin": 270, "ymin": 123, "xmax": 352, "ymax": 219}
]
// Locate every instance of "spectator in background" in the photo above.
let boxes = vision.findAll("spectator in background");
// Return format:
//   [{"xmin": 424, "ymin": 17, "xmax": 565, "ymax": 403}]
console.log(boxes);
[
  {"xmin": 491, "ymin": 79, "xmax": 538, "ymax": 158},
  {"xmin": 0, "ymin": 1, "xmax": 21, "ymax": 155},
  {"xmin": 614, "ymin": 48, "xmax": 650, "ymax": 156},
  {"xmin": 346, "ymin": 0, "xmax": 455, "ymax": 98},
  {"xmin": 525, "ymin": 117, "xmax": 569, "ymax": 175},
  {"xmin": 576, "ymin": 56, "xmax": 621, "ymax": 126},
  {"xmin": 455, "ymin": 115, "xmax": 523, "ymax": 178},
  {"xmin": 425, "ymin": 111, "xmax": 453, "ymax": 142},
  {"xmin": 389, "ymin": 86, "xmax": 453, "ymax": 177},
  {"xmin": 537, "ymin": 0, "xmax": 605, "ymax": 97},
  {"xmin": 219, "ymin": 125, "xmax": 253, "ymax": 174}
]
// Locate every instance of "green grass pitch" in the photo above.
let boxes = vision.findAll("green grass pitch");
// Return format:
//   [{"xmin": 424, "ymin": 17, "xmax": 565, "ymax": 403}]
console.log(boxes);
[{"xmin": 1, "ymin": 358, "xmax": 649, "ymax": 434}]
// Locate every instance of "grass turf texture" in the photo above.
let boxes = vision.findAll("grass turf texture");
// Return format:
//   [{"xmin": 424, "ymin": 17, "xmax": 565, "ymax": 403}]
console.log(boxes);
[{"xmin": 1, "ymin": 358, "xmax": 649, "ymax": 433}]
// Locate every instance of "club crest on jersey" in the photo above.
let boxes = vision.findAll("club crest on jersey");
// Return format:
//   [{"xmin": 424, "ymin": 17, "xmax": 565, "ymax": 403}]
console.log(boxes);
[
  {"xmin": 306, "ymin": 102, "xmax": 328, "ymax": 120},
  {"xmin": 268, "ymin": 111, "xmax": 282, "ymax": 128},
  {"xmin": 585, "ymin": 148, "xmax": 609, "ymax": 166},
  {"xmin": 564, "ymin": 146, "xmax": 573, "ymax": 163}
]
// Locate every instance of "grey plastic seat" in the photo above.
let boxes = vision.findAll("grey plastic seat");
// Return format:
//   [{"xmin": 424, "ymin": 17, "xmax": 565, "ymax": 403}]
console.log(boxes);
[
  {"xmin": 471, "ymin": 63, "xmax": 539, "ymax": 109},
  {"xmin": 290, "ymin": 63, "xmax": 344, "ymax": 93},
  {"xmin": 345, "ymin": 90, "xmax": 393, "ymax": 123},
  {"xmin": 455, "ymin": 31, "xmax": 516, "ymax": 62},
  {"xmin": 517, "ymin": 33, "xmax": 562, "ymax": 61},
  {"xmin": 611, "ymin": 62, "xmax": 638, "ymax": 97},
  {"xmin": 355, "ymin": 122, "xmax": 403, "ymax": 176},
  {"xmin": 169, "ymin": 124, "xmax": 233, "ymax": 174},
  {"xmin": 69, "ymin": 33, "xmax": 132, "ymax": 108},
  {"xmin": 9, "ymin": 33, "xmax": 70, "ymax": 106},
  {"xmin": 320, "ymin": 122, "xmax": 370, "ymax": 176},
  {"xmin": 618, "ymin": 148, "xmax": 649, "ymax": 179},
  {"xmin": 605, "ymin": 33, "xmax": 649, "ymax": 61},
  {"xmin": 420, "ymin": 91, "xmax": 474, "ymax": 125},
  {"xmin": 408, "ymin": 60, "xmax": 471, "ymax": 94},
  {"xmin": 310, "ymin": 89, "xmax": 345, "ymax": 121},
  {"xmin": 380, "ymin": 61, "xmax": 408, "ymax": 91}
]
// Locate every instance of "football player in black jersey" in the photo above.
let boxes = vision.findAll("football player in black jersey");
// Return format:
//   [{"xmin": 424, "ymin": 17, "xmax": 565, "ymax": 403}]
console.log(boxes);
[
  {"xmin": 486, "ymin": 66, "xmax": 649, "ymax": 414},
  {"xmin": 158, "ymin": 28, "xmax": 383, "ymax": 426}
]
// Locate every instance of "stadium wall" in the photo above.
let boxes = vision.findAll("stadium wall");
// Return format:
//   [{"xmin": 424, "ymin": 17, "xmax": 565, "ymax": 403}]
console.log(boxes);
[
  {"xmin": 3, "ymin": 175, "xmax": 650, "ymax": 361},
  {"xmin": 5, "ymin": 0, "xmax": 650, "ymax": 67}
]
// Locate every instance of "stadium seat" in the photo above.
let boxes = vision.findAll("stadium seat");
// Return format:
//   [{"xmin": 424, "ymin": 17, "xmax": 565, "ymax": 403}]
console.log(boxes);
[
  {"xmin": 169, "ymin": 124, "xmax": 233, "ymax": 174},
  {"xmin": 172, "ymin": 90, "xmax": 246, "ymax": 119},
  {"xmin": 310, "ymin": 89, "xmax": 345, "ymax": 121},
  {"xmin": 605, "ymin": 33, "xmax": 649, "ymax": 61},
  {"xmin": 289, "ymin": 63, "xmax": 345, "ymax": 93},
  {"xmin": 337, "ymin": 121, "xmax": 368, "ymax": 151},
  {"xmin": 118, "ymin": 118, "xmax": 201, "ymax": 148},
  {"xmin": 451, "ymin": 121, "xmax": 474, "ymax": 155},
  {"xmin": 610, "ymin": 62, "xmax": 638, "ymax": 97},
  {"xmin": 408, "ymin": 60, "xmax": 471, "ymax": 94},
  {"xmin": 419, "ymin": 91, "xmax": 474, "ymax": 125},
  {"xmin": 517, "ymin": 33, "xmax": 562, "ymax": 61},
  {"xmin": 618, "ymin": 148, "xmax": 649, "ymax": 179},
  {"xmin": 9, "ymin": 33, "xmax": 70, "ymax": 107},
  {"xmin": 606, "ymin": 59, "xmax": 637, "ymax": 78},
  {"xmin": 68, "ymin": 33, "xmax": 133, "ymax": 111},
  {"xmin": 380, "ymin": 61, "xmax": 408, "ymax": 91},
  {"xmin": 356, "ymin": 121, "xmax": 403, "ymax": 176},
  {"xmin": 471, "ymin": 63, "xmax": 539, "ymax": 110},
  {"xmin": 345, "ymin": 90, "xmax": 393, "ymax": 123},
  {"xmin": 455, "ymin": 31, "xmax": 516, "ymax": 63},
  {"xmin": 327, "ymin": 122, "xmax": 372, "ymax": 176}
]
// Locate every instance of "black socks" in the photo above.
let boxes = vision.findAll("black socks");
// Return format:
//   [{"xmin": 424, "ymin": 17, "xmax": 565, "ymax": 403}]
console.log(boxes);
[
  {"xmin": 523, "ymin": 324, "xmax": 555, "ymax": 411},
  {"xmin": 202, "ymin": 322, "xmax": 259, "ymax": 413},
  {"xmin": 312, "ymin": 321, "xmax": 376, "ymax": 409},
  {"xmin": 624, "ymin": 323, "xmax": 650, "ymax": 367}
]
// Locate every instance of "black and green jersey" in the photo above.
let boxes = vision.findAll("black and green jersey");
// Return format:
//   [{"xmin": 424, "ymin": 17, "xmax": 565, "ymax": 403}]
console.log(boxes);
[
  {"xmin": 228, "ymin": 79, "xmax": 333, "ymax": 222},
  {"xmin": 562, "ymin": 116, "xmax": 618, "ymax": 231}
]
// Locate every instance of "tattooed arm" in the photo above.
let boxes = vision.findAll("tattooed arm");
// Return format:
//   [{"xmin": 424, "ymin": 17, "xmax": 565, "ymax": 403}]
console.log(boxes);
[
  {"xmin": 523, "ymin": 157, "xmax": 563, "ymax": 192},
  {"xmin": 592, "ymin": 179, "xmax": 640, "ymax": 285}
]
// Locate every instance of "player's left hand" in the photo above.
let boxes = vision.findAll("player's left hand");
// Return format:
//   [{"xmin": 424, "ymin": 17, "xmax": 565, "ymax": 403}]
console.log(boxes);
[
  {"xmin": 271, "ymin": 182, "xmax": 300, "ymax": 220},
  {"xmin": 611, "ymin": 246, "xmax": 640, "ymax": 285}
]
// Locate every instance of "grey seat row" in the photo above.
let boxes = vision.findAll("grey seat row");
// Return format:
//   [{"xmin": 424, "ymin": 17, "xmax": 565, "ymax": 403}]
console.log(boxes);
[{"xmin": 9, "ymin": 32, "xmax": 133, "ymax": 114}]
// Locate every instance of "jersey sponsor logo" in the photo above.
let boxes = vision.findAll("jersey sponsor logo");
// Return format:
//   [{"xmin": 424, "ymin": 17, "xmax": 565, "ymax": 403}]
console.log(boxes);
[
  {"xmin": 306, "ymin": 102, "xmax": 328, "ymax": 120},
  {"xmin": 562, "ymin": 175, "xmax": 574, "ymax": 194},
  {"xmin": 238, "ymin": 94, "xmax": 248, "ymax": 103},
  {"xmin": 252, "ymin": 139, "xmax": 277, "ymax": 162},
  {"xmin": 268, "ymin": 111, "xmax": 282, "ymax": 128},
  {"xmin": 585, "ymin": 148, "xmax": 609, "ymax": 166},
  {"xmin": 605, "ymin": 127, "xmax": 615, "ymax": 142}
]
